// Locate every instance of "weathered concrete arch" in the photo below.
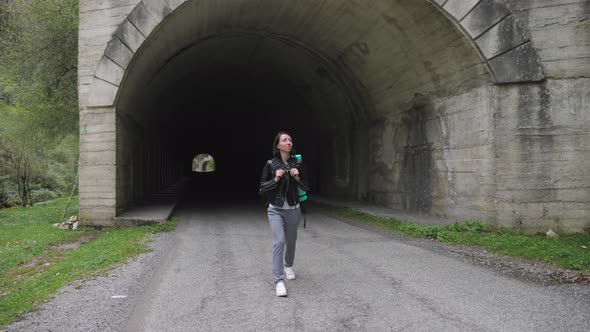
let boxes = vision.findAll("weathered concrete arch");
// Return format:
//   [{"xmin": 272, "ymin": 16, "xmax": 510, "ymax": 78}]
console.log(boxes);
[
  {"xmin": 431, "ymin": 0, "xmax": 545, "ymax": 83},
  {"xmin": 79, "ymin": 0, "xmax": 590, "ymax": 232},
  {"xmin": 86, "ymin": 0, "xmax": 546, "ymax": 108},
  {"xmin": 87, "ymin": 0, "xmax": 188, "ymax": 108}
]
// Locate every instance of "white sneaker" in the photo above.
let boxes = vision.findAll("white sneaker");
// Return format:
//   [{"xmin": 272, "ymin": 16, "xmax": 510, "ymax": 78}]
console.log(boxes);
[
  {"xmin": 285, "ymin": 266, "xmax": 296, "ymax": 280},
  {"xmin": 276, "ymin": 281, "xmax": 287, "ymax": 297}
]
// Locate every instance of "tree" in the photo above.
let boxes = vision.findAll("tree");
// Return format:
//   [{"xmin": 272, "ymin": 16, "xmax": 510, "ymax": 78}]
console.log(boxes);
[
  {"xmin": 0, "ymin": 0, "xmax": 79, "ymax": 137},
  {"xmin": 0, "ymin": 0, "xmax": 79, "ymax": 207},
  {"xmin": 0, "ymin": 105, "xmax": 50, "ymax": 206}
]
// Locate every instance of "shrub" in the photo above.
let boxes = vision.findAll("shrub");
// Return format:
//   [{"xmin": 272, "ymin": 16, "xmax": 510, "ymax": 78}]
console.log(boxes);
[
  {"xmin": 30, "ymin": 188, "xmax": 58, "ymax": 204},
  {"xmin": 445, "ymin": 221, "xmax": 489, "ymax": 233},
  {"xmin": 398, "ymin": 223, "xmax": 439, "ymax": 238},
  {"xmin": 398, "ymin": 221, "xmax": 490, "ymax": 240}
]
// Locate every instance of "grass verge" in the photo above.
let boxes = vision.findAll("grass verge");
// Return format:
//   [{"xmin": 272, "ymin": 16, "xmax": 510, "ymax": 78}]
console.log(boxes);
[
  {"xmin": 330, "ymin": 206, "xmax": 590, "ymax": 272},
  {"xmin": 0, "ymin": 197, "xmax": 177, "ymax": 327}
]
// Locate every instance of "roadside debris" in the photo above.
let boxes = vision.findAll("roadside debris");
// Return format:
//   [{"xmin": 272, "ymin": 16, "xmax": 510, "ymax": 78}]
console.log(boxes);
[
  {"xmin": 111, "ymin": 295, "xmax": 128, "ymax": 299},
  {"xmin": 54, "ymin": 215, "xmax": 79, "ymax": 230},
  {"xmin": 546, "ymin": 229, "xmax": 558, "ymax": 238}
]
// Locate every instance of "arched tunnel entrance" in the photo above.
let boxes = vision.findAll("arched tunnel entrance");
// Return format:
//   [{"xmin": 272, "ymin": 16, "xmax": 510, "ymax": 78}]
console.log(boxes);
[
  {"xmin": 116, "ymin": 32, "xmax": 370, "ymax": 207},
  {"xmin": 78, "ymin": 0, "xmax": 590, "ymax": 231},
  {"xmin": 109, "ymin": 0, "xmax": 490, "ymax": 216}
]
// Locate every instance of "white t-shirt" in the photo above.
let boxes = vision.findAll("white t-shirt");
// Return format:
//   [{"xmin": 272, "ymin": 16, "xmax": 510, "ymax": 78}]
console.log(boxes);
[{"xmin": 269, "ymin": 200, "xmax": 300, "ymax": 209}]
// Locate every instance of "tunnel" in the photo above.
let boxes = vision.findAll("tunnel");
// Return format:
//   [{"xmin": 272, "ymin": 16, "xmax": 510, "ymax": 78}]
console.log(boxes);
[
  {"xmin": 116, "ymin": 31, "xmax": 369, "ymax": 207},
  {"xmin": 110, "ymin": 0, "xmax": 489, "ymax": 214},
  {"xmin": 81, "ymin": 0, "xmax": 590, "ymax": 231}
]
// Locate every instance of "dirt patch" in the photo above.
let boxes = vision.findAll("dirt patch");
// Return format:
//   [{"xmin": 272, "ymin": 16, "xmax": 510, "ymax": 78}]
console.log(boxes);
[
  {"xmin": 11, "ymin": 257, "xmax": 59, "ymax": 280},
  {"xmin": 19, "ymin": 259, "xmax": 50, "ymax": 269},
  {"xmin": 10, "ymin": 233, "xmax": 101, "ymax": 280},
  {"xmin": 50, "ymin": 233, "xmax": 100, "ymax": 251}
]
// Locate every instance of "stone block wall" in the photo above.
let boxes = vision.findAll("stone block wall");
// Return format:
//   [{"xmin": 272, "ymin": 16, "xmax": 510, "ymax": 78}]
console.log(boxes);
[
  {"xmin": 369, "ymin": 79, "xmax": 589, "ymax": 231},
  {"xmin": 79, "ymin": 1, "xmax": 141, "ymax": 225},
  {"xmin": 79, "ymin": 107, "xmax": 117, "ymax": 226},
  {"xmin": 492, "ymin": 79, "xmax": 590, "ymax": 230}
]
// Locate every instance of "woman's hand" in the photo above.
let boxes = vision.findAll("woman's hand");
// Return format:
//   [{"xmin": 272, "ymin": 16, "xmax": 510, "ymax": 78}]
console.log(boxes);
[
  {"xmin": 275, "ymin": 169, "xmax": 286, "ymax": 182},
  {"xmin": 290, "ymin": 168, "xmax": 299, "ymax": 179}
]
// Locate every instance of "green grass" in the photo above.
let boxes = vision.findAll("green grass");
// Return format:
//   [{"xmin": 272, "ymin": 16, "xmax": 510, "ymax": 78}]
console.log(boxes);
[
  {"xmin": 331, "ymin": 206, "xmax": 590, "ymax": 272},
  {"xmin": 0, "ymin": 197, "xmax": 177, "ymax": 326}
]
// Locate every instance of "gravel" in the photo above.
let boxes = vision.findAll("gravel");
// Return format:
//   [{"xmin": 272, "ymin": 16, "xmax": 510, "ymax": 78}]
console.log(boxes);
[{"xmin": 6, "ymin": 231, "xmax": 176, "ymax": 332}]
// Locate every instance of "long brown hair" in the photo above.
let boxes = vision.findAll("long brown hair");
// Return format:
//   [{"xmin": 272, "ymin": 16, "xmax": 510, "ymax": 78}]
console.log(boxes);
[{"xmin": 272, "ymin": 131, "xmax": 295, "ymax": 158}]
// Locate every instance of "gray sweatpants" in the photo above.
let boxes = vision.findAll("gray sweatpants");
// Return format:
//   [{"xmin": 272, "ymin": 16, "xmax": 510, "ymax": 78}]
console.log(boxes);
[{"xmin": 267, "ymin": 205, "xmax": 301, "ymax": 284}]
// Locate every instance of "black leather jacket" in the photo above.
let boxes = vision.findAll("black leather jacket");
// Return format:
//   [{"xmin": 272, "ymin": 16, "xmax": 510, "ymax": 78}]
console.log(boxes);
[{"xmin": 259, "ymin": 157, "xmax": 310, "ymax": 207}]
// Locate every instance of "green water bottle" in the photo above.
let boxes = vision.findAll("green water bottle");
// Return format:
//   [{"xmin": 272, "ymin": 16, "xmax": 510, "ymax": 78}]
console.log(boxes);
[{"xmin": 293, "ymin": 154, "xmax": 307, "ymax": 202}]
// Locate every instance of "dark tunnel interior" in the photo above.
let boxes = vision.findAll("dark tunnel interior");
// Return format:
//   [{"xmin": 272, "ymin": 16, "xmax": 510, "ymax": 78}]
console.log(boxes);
[
  {"xmin": 162, "ymin": 83, "xmax": 318, "ymax": 203},
  {"xmin": 117, "ymin": 44, "xmax": 353, "ymax": 208}
]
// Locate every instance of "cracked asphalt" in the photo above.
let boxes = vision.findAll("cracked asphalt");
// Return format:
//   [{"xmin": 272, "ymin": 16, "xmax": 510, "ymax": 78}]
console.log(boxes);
[{"xmin": 8, "ymin": 202, "xmax": 590, "ymax": 331}]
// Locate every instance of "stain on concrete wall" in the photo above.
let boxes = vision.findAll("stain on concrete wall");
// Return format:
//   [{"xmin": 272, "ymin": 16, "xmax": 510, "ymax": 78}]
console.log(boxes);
[{"xmin": 400, "ymin": 101, "xmax": 433, "ymax": 212}]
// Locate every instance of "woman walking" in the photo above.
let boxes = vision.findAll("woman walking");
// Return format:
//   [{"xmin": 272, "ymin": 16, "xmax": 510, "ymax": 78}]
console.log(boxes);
[{"xmin": 259, "ymin": 132, "xmax": 309, "ymax": 297}]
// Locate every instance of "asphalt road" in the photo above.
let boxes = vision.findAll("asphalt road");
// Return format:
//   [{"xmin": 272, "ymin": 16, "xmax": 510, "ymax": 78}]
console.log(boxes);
[
  {"xmin": 126, "ymin": 203, "xmax": 590, "ymax": 331},
  {"xmin": 8, "ymin": 202, "xmax": 590, "ymax": 331}
]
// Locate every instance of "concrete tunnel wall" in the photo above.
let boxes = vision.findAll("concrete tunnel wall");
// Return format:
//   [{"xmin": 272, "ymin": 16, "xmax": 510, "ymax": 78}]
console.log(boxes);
[{"xmin": 79, "ymin": 0, "xmax": 590, "ymax": 231}]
